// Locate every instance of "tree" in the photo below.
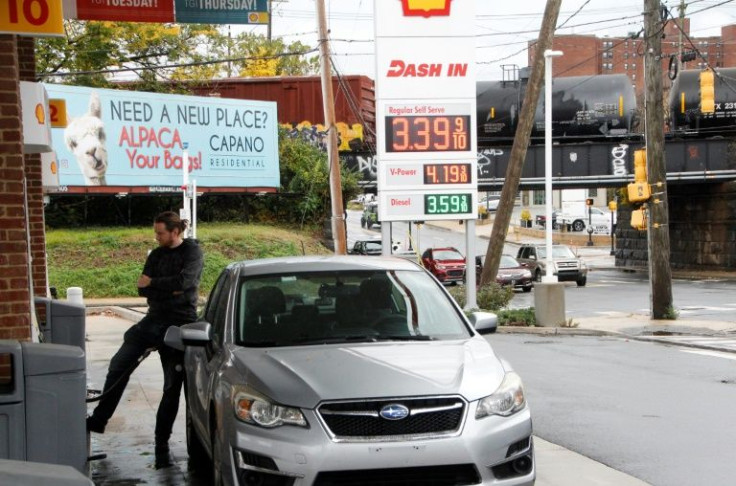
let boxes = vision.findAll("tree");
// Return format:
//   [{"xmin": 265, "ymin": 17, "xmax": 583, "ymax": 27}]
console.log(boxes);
[{"xmin": 36, "ymin": 21, "xmax": 319, "ymax": 90}]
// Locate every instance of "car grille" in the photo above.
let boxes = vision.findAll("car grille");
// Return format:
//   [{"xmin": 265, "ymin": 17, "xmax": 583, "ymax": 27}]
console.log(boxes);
[
  {"xmin": 318, "ymin": 396, "xmax": 465, "ymax": 441},
  {"xmin": 314, "ymin": 464, "xmax": 481, "ymax": 485},
  {"xmin": 556, "ymin": 261, "xmax": 578, "ymax": 269},
  {"xmin": 446, "ymin": 269, "xmax": 464, "ymax": 277}
]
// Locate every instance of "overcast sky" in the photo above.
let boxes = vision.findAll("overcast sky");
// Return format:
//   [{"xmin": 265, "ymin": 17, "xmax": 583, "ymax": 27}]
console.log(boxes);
[{"xmin": 245, "ymin": 0, "xmax": 736, "ymax": 80}]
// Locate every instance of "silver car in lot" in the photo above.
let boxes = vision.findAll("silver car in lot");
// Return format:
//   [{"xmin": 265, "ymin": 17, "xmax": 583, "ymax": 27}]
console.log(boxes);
[{"xmin": 165, "ymin": 256, "xmax": 534, "ymax": 486}]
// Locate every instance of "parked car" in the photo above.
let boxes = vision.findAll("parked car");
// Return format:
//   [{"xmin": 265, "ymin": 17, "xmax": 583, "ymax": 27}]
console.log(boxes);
[
  {"xmin": 421, "ymin": 247, "xmax": 466, "ymax": 284},
  {"xmin": 534, "ymin": 210, "xmax": 560, "ymax": 229},
  {"xmin": 165, "ymin": 256, "xmax": 534, "ymax": 486},
  {"xmin": 515, "ymin": 244, "xmax": 588, "ymax": 286},
  {"xmin": 349, "ymin": 238, "xmax": 402, "ymax": 255},
  {"xmin": 558, "ymin": 207, "xmax": 616, "ymax": 233},
  {"xmin": 476, "ymin": 254, "xmax": 534, "ymax": 292},
  {"xmin": 349, "ymin": 238, "xmax": 382, "ymax": 255},
  {"xmin": 360, "ymin": 202, "xmax": 380, "ymax": 229},
  {"xmin": 478, "ymin": 195, "xmax": 500, "ymax": 212}
]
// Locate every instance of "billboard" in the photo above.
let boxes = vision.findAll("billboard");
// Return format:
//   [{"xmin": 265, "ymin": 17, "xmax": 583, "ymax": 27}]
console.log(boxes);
[{"xmin": 44, "ymin": 84, "xmax": 279, "ymax": 192}]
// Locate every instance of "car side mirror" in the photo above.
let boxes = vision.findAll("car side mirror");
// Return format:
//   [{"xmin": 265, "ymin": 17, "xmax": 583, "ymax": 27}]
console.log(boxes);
[
  {"xmin": 164, "ymin": 321, "xmax": 212, "ymax": 351},
  {"xmin": 468, "ymin": 311, "xmax": 498, "ymax": 335}
]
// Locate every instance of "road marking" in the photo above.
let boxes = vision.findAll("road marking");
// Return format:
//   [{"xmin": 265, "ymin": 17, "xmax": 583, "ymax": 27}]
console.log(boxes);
[{"xmin": 680, "ymin": 349, "xmax": 736, "ymax": 361}]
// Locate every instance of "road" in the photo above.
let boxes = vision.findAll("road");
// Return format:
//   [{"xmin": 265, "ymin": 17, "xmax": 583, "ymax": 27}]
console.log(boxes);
[
  {"xmin": 347, "ymin": 209, "xmax": 736, "ymax": 323},
  {"xmin": 488, "ymin": 334, "xmax": 736, "ymax": 486}
]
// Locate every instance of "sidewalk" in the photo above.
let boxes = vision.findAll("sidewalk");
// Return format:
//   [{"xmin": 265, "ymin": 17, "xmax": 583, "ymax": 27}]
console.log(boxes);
[{"xmin": 84, "ymin": 308, "xmax": 653, "ymax": 485}]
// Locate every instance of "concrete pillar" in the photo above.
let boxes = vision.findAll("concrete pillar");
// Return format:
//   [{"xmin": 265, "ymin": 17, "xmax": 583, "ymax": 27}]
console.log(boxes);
[{"xmin": 534, "ymin": 282, "xmax": 566, "ymax": 327}]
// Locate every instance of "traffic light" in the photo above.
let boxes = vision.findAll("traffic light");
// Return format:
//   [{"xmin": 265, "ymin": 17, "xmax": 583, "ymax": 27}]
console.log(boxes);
[
  {"xmin": 627, "ymin": 148, "xmax": 651, "ymax": 203},
  {"xmin": 630, "ymin": 208, "xmax": 647, "ymax": 231},
  {"xmin": 680, "ymin": 50, "xmax": 697, "ymax": 63},
  {"xmin": 585, "ymin": 198, "xmax": 594, "ymax": 206}
]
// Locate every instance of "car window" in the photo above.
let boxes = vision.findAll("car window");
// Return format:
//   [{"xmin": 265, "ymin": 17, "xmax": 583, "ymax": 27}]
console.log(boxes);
[
  {"xmin": 433, "ymin": 249, "xmax": 464, "ymax": 260},
  {"xmin": 204, "ymin": 270, "xmax": 228, "ymax": 324},
  {"xmin": 234, "ymin": 270, "xmax": 471, "ymax": 346},
  {"xmin": 211, "ymin": 272, "xmax": 232, "ymax": 347},
  {"xmin": 499, "ymin": 255, "xmax": 519, "ymax": 268}
]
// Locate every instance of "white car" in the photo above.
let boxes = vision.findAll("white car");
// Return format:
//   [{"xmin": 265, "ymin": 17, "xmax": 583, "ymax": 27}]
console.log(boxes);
[
  {"xmin": 558, "ymin": 207, "xmax": 616, "ymax": 233},
  {"xmin": 165, "ymin": 256, "xmax": 534, "ymax": 486}
]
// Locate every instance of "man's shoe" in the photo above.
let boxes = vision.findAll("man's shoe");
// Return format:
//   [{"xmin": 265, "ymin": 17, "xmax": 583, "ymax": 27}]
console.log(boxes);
[
  {"xmin": 86, "ymin": 416, "xmax": 106, "ymax": 434},
  {"xmin": 155, "ymin": 443, "xmax": 172, "ymax": 469}
]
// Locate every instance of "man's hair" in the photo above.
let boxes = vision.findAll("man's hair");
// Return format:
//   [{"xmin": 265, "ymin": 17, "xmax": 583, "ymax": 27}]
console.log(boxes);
[{"xmin": 155, "ymin": 211, "xmax": 189, "ymax": 234}]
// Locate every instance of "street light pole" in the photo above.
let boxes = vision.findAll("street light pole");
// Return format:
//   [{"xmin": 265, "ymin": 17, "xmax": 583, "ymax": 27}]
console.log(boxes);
[{"xmin": 542, "ymin": 49, "xmax": 562, "ymax": 282}]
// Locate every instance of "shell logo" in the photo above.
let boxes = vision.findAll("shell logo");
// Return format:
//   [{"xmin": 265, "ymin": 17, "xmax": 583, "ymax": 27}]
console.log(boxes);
[
  {"xmin": 34, "ymin": 103, "xmax": 46, "ymax": 124},
  {"xmin": 400, "ymin": 0, "xmax": 452, "ymax": 17},
  {"xmin": 50, "ymin": 159, "xmax": 58, "ymax": 175}
]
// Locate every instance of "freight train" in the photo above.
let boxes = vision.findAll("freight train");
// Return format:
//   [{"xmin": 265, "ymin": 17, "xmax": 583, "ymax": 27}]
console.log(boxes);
[{"xmin": 669, "ymin": 67, "xmax": 736, "ymax": 136}]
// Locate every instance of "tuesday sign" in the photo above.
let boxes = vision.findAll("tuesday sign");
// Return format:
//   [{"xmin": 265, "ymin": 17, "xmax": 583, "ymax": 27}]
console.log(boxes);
[{"xmin": 44, "ymin": 84, "xmax": 279, "ymax": 192}]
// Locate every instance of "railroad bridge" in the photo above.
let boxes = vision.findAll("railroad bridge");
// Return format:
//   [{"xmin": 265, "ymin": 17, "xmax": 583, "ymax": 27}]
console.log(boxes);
[{"xmin": 343, "ymin": 137, "xmax": 736, "ymax": 273}]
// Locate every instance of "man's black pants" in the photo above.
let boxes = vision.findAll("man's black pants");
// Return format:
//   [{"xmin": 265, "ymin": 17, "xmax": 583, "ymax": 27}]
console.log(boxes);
[{"xmin": 90, "ymin": 313, "xmax": 188, "ymax": 443}]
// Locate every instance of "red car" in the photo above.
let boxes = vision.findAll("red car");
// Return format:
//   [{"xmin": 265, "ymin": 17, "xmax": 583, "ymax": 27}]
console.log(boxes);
[
  {"xmin": 476, "ymin": 254, "xmax": 534, "ymax": 292},
  {"xmin": 421, "ymin": 247, "xmax": 466, "ymax": 284}
]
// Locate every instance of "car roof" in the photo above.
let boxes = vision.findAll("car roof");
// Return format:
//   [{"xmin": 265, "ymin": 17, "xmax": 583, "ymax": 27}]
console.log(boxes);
[{"xmin": 226, "ymin": 255, "xmax": 424, "ymax": 276}]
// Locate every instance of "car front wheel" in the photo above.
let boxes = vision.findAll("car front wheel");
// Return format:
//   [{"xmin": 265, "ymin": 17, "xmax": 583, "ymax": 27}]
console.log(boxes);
[
  {"xmin": 186, "ymin": 406, "xmax": 211, "ymax": 472},
  {"xmin": 576, "ymin": 277, "xmax": 587, "ymax": 287},
  {"xmin": 534, "ymin": 269, "xmax": 542, "ymax": 282},
  {"xmin": 572, "ymin": 220, "xmax": 585, "ymax": 232}
]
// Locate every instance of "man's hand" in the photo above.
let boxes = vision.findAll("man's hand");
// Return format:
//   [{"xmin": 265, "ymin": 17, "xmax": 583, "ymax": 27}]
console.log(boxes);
[{"xmin": 138, "ymin": 274, "xmax": 152, "ymax": 288}]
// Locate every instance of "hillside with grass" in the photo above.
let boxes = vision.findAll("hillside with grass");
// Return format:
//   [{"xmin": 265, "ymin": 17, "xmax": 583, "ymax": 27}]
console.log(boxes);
[{"xmin": 46, "ymin": 223, "xmax": 329, "ymax": 299}]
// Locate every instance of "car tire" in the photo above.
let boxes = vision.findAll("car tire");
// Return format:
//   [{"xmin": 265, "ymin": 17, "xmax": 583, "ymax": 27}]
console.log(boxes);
[
  {"xmin": 576, "ymin": 277, "xmax": 587, "ymax": 287},
  {"xmin": 523, "ymin": 286, "xmax": 532, "ymax": 293},
  {"xmin": 186, "ymin": 406, "xmax": 211, "ymax": 472},
  {"xmin": 534, "ymin": 269, "xmax": 542, "ymax": 282},
  {"xmin": 572, "ymin": 220, "xmax": 585, "ymax": 232}
]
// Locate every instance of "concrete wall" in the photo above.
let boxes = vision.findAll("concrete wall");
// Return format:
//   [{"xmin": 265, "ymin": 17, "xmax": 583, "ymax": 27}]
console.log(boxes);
[{"xmin": 616, "ymin": 182, "xmax": 736, "ymax": 272}]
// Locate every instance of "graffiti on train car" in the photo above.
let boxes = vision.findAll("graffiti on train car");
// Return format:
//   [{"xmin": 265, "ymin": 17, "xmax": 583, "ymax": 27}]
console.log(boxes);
[{"xmin": 281, "ymin": 121, "xmax": 365, "ymax": 151}]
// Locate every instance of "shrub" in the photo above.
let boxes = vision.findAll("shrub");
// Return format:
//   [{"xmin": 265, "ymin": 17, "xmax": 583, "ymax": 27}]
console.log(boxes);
[
  {"xmin": 447, "ymin": 283, "xmax": 513, "ymax": 312},
  {"xmin": 497, "ymin": 308, "xmax": 536, "ymax": 326}
]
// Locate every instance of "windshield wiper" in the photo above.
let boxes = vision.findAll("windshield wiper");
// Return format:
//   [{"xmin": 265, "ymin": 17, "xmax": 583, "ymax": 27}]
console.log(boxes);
[
  {"xmin": 242, "ymin": 340, "xmax": 281, "ymax": 347},
  {"xmin": 377, "ymin": 335, "xmax": 435, "ymax": 341},
  {"xmin": 292, "ymin": 335, "xmax": 379, "ymax": 345}
]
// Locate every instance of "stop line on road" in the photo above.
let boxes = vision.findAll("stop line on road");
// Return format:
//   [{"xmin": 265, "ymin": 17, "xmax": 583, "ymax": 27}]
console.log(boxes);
[{"xmin": 639, "ymin": 335, "xmax": 736, "ymax": 354}]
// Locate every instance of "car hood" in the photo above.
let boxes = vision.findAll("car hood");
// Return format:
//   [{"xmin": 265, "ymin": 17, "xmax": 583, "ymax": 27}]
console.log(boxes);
[{"xmin": 230, "ymin": 337, "xmax": 506, "ymax": 409}]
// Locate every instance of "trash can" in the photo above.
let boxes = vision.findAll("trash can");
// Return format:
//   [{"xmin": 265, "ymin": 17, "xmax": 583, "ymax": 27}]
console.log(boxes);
[
  {"xmin": 0, "ymin": 341, "xmax": 27, "ymax": 461},
  {"xmin": 0, "ymin": 341, "xmax": 87, "ymax": 474},
  {"xmin": 23, "ymin": 342, "xmax": 87, "ymax": 473},
  {"xmin": 35, "ymin": 297, "xmax": 86, "ymax": 353}
]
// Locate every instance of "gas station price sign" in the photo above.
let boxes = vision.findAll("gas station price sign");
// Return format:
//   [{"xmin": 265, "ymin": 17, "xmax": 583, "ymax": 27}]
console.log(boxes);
[
  {"xmin": 425, "ymin": 193, "xmax": 471, "ymax": 215},
  {"xmin": 424, "ymin": 163, "xmax": 470, "ymax": 184},
  {"xmin": 385, "ymin": 114, "xmax": 470, "ymax": 153}
]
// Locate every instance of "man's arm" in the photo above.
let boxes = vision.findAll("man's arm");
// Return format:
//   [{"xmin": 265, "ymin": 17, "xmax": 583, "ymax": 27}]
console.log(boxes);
[{"xmin": 146, "ymin": 244, "xmax": 204, "ymax": 293}]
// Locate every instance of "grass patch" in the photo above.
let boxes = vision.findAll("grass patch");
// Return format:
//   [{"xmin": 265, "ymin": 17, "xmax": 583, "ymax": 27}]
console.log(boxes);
[{"xmin": 47, "ymin": 222, "xmax": 329, "ymax": 298}]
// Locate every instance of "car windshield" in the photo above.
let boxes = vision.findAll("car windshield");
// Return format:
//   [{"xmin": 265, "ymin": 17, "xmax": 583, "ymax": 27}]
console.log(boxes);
[
  {"xmin": 499, "ymin": 255, "xmax": 520, "ymax": 268},
  {"xmin": 433, "ymin": 249, "xmax": 464, "ymax": 260},
  {"xmin": 235, "ymin": 270, "xmax": 471, "ymax": 347},
  {"xmin": 536, "ymin": 246, "xmax": 576, "ymax": 259}
]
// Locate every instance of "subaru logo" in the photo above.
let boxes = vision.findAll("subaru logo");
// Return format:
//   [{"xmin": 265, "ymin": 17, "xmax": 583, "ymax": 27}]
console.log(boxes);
[{"xmin": 379, "ymin": 403, "xmax": 410, "ymax": 421}]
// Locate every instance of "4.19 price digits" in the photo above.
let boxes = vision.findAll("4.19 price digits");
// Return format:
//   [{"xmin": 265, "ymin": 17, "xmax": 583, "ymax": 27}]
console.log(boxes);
[{"xmin": 424, "ymin": 163, "xmax": 471, "ymax": 185}]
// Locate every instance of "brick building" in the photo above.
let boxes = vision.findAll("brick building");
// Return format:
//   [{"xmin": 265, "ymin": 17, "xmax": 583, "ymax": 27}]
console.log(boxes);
[
  {"xmin": 529, "ymin": 18, "xmax": 736, "ymax": 95},
  {"xmin": 0, "ymin": 35, "xmax": 47, "ymax": 341}
]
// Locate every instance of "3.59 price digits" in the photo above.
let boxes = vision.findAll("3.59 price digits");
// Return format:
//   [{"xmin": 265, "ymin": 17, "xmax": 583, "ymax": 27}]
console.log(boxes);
[
  {"xmin": 424, "ymin": 194, "xmax": 471, "ymax": 215},
  {"xmin": 387, "ymin": 115, "xmax": 469, "ymax": 152},
  {"xmin": 424, "ymin": 163, "xmax": 471, "ymax": 185}
]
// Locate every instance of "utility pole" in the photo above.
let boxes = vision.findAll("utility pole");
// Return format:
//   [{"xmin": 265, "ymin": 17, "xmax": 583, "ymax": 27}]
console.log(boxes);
[
  {"xmin": 480, "ymin": 0, "xmax": 561, "ymax": 285},
  {"xmin": 643, "ymin": 0, "xmax": 674, "ymax": 318},
  {"xmin": 677, "ymin": 0, "xmax": 685, "ymax": 72},
  {"xmin": 316, "ymin": 0, "xmax": 347, "ymax": 254}
]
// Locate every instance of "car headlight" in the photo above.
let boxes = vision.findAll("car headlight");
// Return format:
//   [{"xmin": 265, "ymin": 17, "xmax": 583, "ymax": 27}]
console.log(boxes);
[
  {"xmin": 521, "ymin": 269, "xmax": 532, "ymax": 278},
  {"xmin": 476, "ymin": 372, "xmax": 526, "ymax": 419},
  {"xmin": 436, "ymin": 264, "xmax": 446, "ymax": 270},
  {"xmin": 233, "ymin": 387, "xmax": 307, "ymax": 428}
]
